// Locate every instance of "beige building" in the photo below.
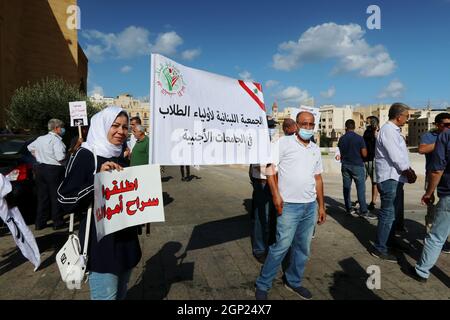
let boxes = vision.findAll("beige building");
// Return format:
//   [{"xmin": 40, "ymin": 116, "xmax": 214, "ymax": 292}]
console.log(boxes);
[
  {"xmin": 0, "ymin": 0, "xmax": 88, "ymax": 126},
  {"xmin": 90, "ymin": 93, "xmax": 115, "ymax": 106},
  {"xmin": 273, "ymin": 107, "xmax": 303, "ymax": 123},
  {"xmin": 89, "ymin": 93, "xmax": 151, "ymax": 129},
  {"xmin": 408, "ymin": 109, "xmax": 446, "ymax": 147},
  {"xmin": 114, "ymin": 94, "xmax": 150, "ymax": 129},
  {"xmin": 356, "ymin": 104, "xmax": 417, "ymax": 143},
  {"xmin": 354, "ymin": 104, "xmax": 391, "ymax": 122},
  {"xmin": 352, "ymin": 111, "xmax": 365, "ymax": 136},
  {"xmin": 319, "ymin": 105, "xmax": 353, "ymax": 140}
]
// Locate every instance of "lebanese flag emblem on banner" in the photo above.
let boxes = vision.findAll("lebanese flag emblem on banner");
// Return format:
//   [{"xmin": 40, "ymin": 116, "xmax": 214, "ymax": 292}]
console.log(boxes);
[{"xmin": 238, "ymin": 80, "xmax": 266, "ymax": 112}]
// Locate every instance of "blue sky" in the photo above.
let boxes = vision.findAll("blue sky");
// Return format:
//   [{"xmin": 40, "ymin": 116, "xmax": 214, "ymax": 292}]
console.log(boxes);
[{"xmin": 78, "ymin": 0, "xmax": 450, "ymax": 110}]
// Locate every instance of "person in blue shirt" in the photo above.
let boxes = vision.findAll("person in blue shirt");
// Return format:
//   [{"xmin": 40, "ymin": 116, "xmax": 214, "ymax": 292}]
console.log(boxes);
[
  {"xmin": 418, "ymin": 112, "xmax": 450, "ymax": 253},
  {"xmin": 337, "ymin": 119, "xmax": 376, "ymax": 219},
  {"xmin": 409, "ymin": 128, "xmax": 450, "ymax": 282}
]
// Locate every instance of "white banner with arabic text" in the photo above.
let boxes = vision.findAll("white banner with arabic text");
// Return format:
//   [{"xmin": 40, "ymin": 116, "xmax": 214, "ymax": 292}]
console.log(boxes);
[
  {"xmin": 150, "ymin": 54, "xmax": 271, "ymax": 165},
  {"xmin": 93, "ymin": 165, "xmax": 165, "ymax": 241}
]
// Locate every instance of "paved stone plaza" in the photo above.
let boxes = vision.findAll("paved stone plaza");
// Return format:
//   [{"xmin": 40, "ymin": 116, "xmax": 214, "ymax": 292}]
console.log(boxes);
[{"xmin": 0, "ymin": 165, "xmax": 449, "ymax": 300}]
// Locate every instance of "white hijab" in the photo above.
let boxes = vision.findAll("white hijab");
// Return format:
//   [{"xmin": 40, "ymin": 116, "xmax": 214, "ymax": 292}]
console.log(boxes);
[{"xmin": 81, "ymin": 106, "xmax": 128, "ymax": 158}]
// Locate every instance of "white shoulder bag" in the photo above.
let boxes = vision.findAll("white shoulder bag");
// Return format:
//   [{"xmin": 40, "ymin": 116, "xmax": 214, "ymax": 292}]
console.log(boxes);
[{"xmin": 56, "ymin": 206, "xmax": 92, "ymax": 289}]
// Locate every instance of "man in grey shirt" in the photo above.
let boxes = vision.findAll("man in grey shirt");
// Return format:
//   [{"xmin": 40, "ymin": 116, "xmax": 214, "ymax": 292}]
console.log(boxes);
[{"xmin": 28, "ymin": 119, "xmax": 67, "ymax": 230}]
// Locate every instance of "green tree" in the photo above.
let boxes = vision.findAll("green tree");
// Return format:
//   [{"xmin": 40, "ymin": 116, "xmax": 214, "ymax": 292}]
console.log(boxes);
[
  {"xmin": 320, "ymin": 133, "xmax": 332, "ymax": 148},
  {"xmin": 6, "ymin": 77, "xmax": 100, "ymax": 134}
]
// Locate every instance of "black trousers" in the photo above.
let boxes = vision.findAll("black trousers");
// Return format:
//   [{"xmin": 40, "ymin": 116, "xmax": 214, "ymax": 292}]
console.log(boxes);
[
  {"xmin": 180, "ymin": 166, "xmax": 190, "ymax": 178},
  {"xmin": 34, "ymin": 163, "xmax": 65, "ymax": 227}
]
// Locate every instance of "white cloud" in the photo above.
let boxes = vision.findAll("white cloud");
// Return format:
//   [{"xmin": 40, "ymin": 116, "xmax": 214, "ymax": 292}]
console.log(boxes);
[
  {"xmin": 182, "ymin": 48, "xmax": 201, "ymax": 61},
  {"xmin": 238, "ymin": 70, "xmax": 254, "ymax": 82},
  {"xmin": 84, "ymin": 44, "xmax": 107, "ymax": 63},
  {"xmin": 89, "ymin": 85, "xmax": 104, "ymax": 97},
  {"xmin": 320, "ymin": 86, "xmax": 336, "ymax": 98},
  {"xmin": 82, "ymin": 27, "xmax": 184, "ymax": 61},
  {"xmin": 120, "ymin": 65, "xmax": 133, "ymax": 73},
  {"xmin": 378, "ymin": 79, "xmax": 405, "ymax": 99},
  {"xmin": 272, "ymin": 22, "xmax": 396, "ymax": 77},
  {"xmin": 265, "ymin": 80, "xmax": 279, "ymax": 88},
  {"xmin": 83, "ymin": 26, "xmax": 152, "ymax": 60},
  {"xmin": 152, "ymin": 31, "xmax": 183, "ymax": 55},
  {"xmin": 115, "ymin": 26, "xmax": 153, "ymax": 58},
  {"xmin": 275, "ymin": 86, "xmax": 312, "ymax": 105}
]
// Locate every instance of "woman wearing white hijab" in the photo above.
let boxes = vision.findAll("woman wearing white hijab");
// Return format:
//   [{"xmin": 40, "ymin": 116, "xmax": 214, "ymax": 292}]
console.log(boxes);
[{"xmin": 57, "ymin": 106, "xmax": 141, "ymax": 300}]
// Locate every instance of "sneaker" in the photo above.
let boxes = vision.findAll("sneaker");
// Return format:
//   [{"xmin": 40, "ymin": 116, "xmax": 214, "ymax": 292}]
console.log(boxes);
[
  {"xmin": 406, "ymin": 265, "xmax": 427, "ymax": 283},
  {"xmin": 255, "ymin": 288, "xmax": 268, "ymax": 300},
  {"xmin": 370, "ymin": 248, "xmax": 398, "ymax": 263},
  {"xmin": 442, "ymin": 242, "xmax": 450, "ymax": 254},
  {"xmin": 360, "ymin": 211, "xmax": 378, "ymax": 220},
  {"xmin": 346, "ymin": 208, "xmax": 359, "ymax": 217},
  {"xmin": 367, "ymin": 202, "xmax": 375, "ymax": 211},
  {"xmin": 283, "ymin": 281, "xmax": 313, "ymax": 300}
]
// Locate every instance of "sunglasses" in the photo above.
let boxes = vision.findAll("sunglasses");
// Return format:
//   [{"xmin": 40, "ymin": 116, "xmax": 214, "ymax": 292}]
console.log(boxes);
[{"xmin": 441, "ymin": 123, "xmax": 450, "ymax": 128}]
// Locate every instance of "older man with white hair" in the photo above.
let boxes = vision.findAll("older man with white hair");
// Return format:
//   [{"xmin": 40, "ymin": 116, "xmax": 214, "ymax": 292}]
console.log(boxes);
[
  {"xmin": 130, "ymin": 124, "xmax": 149, "ymax": 166},
  {"xmin": 27, "ymin": 119, "xmax": 67, "ymax": 230}
]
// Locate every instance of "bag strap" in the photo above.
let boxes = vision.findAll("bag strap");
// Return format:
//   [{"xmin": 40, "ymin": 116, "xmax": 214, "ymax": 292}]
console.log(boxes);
[
  {"xmin": 82, "ymin": 204, "xmax": 92, "ymax": 258},
  {"xmin": 81, "ymin": 148, "xmax": 97, "ymax": 258},
  {"xmin": 69, "ymin": 213, "xmax": 74, "ymax": 234}
]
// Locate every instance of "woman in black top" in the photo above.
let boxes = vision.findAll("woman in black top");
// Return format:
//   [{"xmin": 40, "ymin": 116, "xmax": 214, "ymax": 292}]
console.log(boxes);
[{"xmin": 57, "ymin": 106, "xmax": 141, "ymax": 300}]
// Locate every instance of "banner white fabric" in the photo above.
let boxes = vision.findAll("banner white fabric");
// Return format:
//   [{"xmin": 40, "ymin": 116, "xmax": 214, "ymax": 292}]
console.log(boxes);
[
  {"xmin": 149, "ymin": 54, "xmax": 271, "ymax": 165},
  {"xmin": 93, "ymin": 165, "xmax": 165, "ymax": 242},
  {"xmin": 0, "ymin": 175, "xmax": 41, "ymax": 271}
]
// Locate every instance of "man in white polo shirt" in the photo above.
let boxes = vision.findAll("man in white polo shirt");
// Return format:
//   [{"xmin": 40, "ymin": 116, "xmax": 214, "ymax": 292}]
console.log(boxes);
[{"xmin": 255, "ymin": 111, "xmax": 327, "ymax": 300}]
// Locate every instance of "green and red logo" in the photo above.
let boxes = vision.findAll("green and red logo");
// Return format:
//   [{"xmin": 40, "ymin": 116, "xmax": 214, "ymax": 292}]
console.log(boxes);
[{"xmin": 156, "ymin": 62, "xmax": 186, "ymax": 97}]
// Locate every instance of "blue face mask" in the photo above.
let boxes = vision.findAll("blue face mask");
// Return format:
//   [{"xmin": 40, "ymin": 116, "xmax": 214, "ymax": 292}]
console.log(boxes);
[
  {"xmin": 299, "ymin": 128, "xmax": 314, "ymax": 141},
  {"xmin": 59, "ymin": 127, "xmax": 66, "ymax": 137}
]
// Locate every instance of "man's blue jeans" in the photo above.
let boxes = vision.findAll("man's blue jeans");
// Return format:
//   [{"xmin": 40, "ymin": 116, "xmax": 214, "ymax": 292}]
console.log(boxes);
[
  {"xmin": 341, "ymin": 164, "xmax": 368, "ymax": 213},
  {"xmin": 252, "ymin": 180, "xmax": 272, "ymax": 256},
  {"xmin": 256, "ymin": 202, "xmax": 316, "ymax": 291},
  {"xmin": 416, "ymin": 195, "xmax": 450, "ymax": 278},
  {"xmin": 89, "ymin": 269, "xmax": 132, "ymax": 300},
  {"xmin": 375, "ymin": 179, "xmax": 404, "ymax": 254}
]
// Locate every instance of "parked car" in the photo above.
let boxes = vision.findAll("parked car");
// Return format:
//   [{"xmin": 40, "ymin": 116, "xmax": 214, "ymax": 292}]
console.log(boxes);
[{"xmin": 0, "ymin": 134, "xmax": 38, "ymax": 224}]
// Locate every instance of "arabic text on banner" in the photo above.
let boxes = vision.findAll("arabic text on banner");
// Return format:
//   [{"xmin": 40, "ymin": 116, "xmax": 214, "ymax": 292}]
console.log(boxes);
[
  {"xmin": 149, "ymin": 54, "xmax": 271, "ymax": 165},
  {"xmin": 93, "ymin": 164, "xmax": 165, "ymax": 241},
  {"xmin": 69, "ymin": 101, "xmax": 88, "ymax": 127}
]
